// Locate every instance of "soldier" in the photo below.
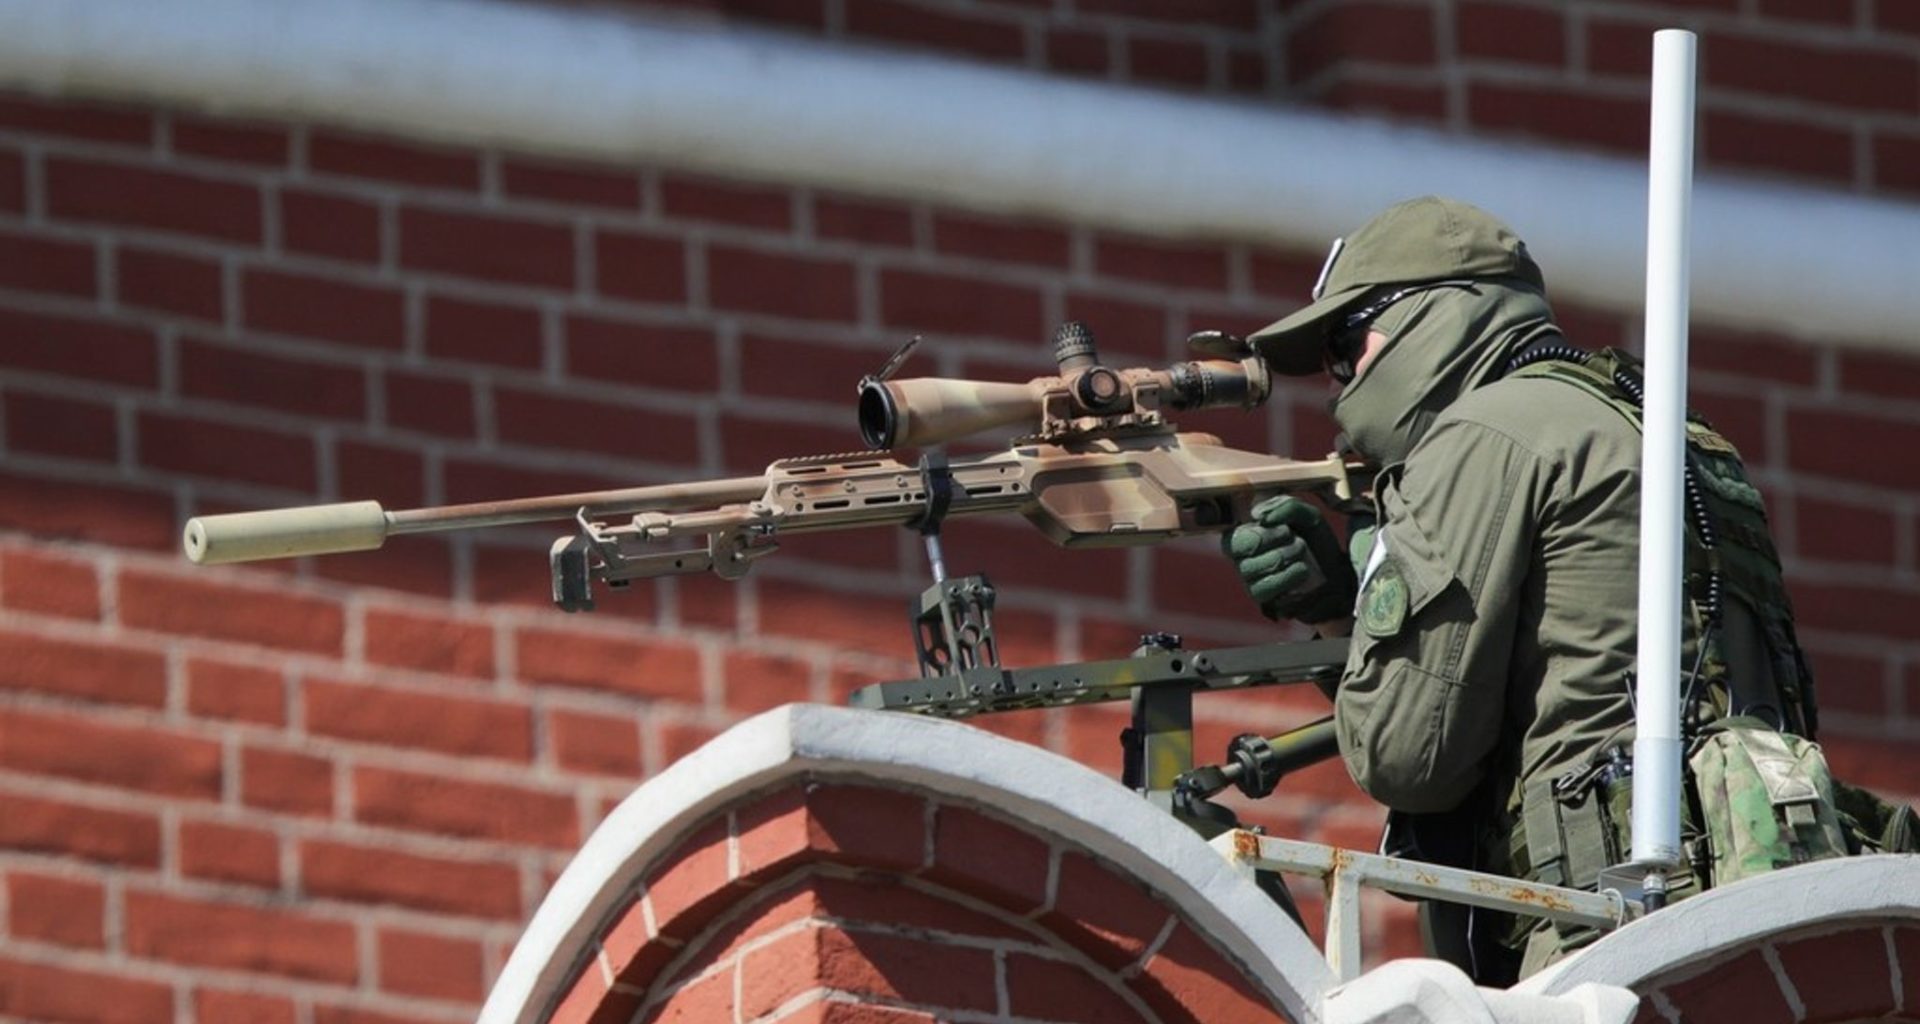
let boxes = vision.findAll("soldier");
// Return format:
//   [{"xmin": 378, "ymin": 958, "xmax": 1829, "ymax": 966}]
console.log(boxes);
[{"xmin": 1222, "ymin": 196, "xmax": 1845, "ymax": 982}]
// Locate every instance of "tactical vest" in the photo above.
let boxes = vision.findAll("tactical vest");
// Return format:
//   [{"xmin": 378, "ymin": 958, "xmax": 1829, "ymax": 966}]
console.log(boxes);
[{"xmin": 1507, "ymin": 348, "xmax": 1818, "ymax": 739}]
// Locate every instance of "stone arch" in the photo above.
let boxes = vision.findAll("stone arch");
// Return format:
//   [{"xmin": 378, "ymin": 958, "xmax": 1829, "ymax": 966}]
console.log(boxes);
[
  {"xmin": 479, "ymin": 704, "xmax": 1335, "ymax": 1024},
  {"xmin": 1520, "ymin": 856, "xmax": 1920, "ymax": 1023}
]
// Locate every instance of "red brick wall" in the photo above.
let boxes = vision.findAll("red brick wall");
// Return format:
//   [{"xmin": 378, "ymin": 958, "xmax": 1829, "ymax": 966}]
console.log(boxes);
[
  {"xmin": 2, "ymin": 3, "xmax": 1919, "ymax": 1019},
  {"xmin": 602, "ymin": 0, "xmax": 1920, "ymax": 196},
  {"xmin": 554, "ymin": 778, "xmax": 1285, "ymax": 1023}
]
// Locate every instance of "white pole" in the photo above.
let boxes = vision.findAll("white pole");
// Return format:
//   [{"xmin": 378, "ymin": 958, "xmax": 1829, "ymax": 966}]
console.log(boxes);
[{"xmin": 1631, "ymin": 29, "xmax": 1696, "ymax": 872}]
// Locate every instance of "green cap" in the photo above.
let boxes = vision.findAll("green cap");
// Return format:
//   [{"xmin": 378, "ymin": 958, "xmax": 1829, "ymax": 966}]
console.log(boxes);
[{"xmin": 1250, "ymin": 196, "xmax": 1546, "ymax": 375}]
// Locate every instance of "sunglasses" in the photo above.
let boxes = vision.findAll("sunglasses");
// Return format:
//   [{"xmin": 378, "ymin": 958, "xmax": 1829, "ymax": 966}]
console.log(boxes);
[{"xmin": 1322, "ymin": 280, "xmax": 1479, "ymax": 384}]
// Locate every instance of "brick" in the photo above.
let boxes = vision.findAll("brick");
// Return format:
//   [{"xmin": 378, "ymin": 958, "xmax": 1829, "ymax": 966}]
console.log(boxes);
[
  {"xmin": 709, "ymin": 245, "xmax": 859, "ymax": 323},
  {"xmin": 1793, "ymin": 495, "xmax": 1897, "ymax": 567},
  {"xmin": 737, "ymin": 782, "xmax": 927, "ymax": 878},
  {"xmin": 0, "ymin": 308, "xmax": 159, "ymax": 387},
  {"xmin": 516, "ymin": 626, "xmax": 702, "ymax": 700},
  {"xmin": 658, "ymin": 719, "xmax": 724, "ymax": 766},
  {"xmin": 1468, "ymin": 82, "xmax": 1645, "ymax": 154},
  {"xmin": 595, "ymin": 229, "xmax": 687, "ymax": 304},
  {"xmin": 0, "ymin": 627, "xmax": 164, "ymax": 706},
  {"xmin": 425, "ymin": 292, "xmax": 544, "ymax": 369},
  {"xmin": 334, "ymin": 438, "xmax": 428, "ymax": 507},
  {"xmin": 1076, "ymin": 0, "xmax": 1255, "ymax": 29},
  {"xmin": 362, "ymin": 606, "xmax": 495, "ymax": 678},
  {"xmin": 636, "ymin": 816, "xmax": 735, "ymax": 942},
  {"xmin": 493, "ymin": 385, "xmax": 702, "ymax": 464},
  {"xmin": 549, "ymin": 708, "xmax": 642, "ymax": 777},
  {"xmin": 722, "ymin": 651, "xmax": 813, "ymax": 712},
  {"xmin": 1044, "ymin": 852, "xmax": 1173, "ymax": 969},
  {"xmin": 0, "ymin": 705, "xmax": 221, "ymax": 798},
  {"xmin": 243, "ymin": 267, "xmax": 405, "ymax": 349},
  {"xmin": 1693, "ymin": 326, "xmax": 1820, "ymax": 387},
  {"xmin": 121, "ymin": 568, "xmax": 343, "ymax": 653},
  {"xmin": 0, "ymin": 955, "xmax": 173, "ymax": 1024},
  {"xmin": 502, "ymin": 157, "xmax": 641, "ymax": 209},
  {"xmin": 309, "ymin": 130, "xmax": 481, "ymax": 190},
  {"xmin": 1128, "ymin": 36, "xmax": 1209, "ymax": 89},
  {"xmin": 0, "ymin": 791, "xmax": 160, "ymax": 866},
  {"xmin": 879, "ymin": 266, "xmax": 1045, "ymax": 341},
  {"xmin": 932, "ymin": 211, "xmax": 1070, "ymax": 268},
  {"xmin": 3, "ymin": 389, "xmax": 118, "ymax": 463},
  {"xmin": 1227, "ymin": 47, "xmax": 1268, "ymax": 92},
  {"xmin": 385, "ymin": 368, "xmax": 477, "ymax": 438},
  {"xmin": 125, "ymin": 889, "xmax": 359, "ymax": 983},
  {"xmin": 1457, "ymin": 2, "xmax": 1565, "ymax": 66},
  {"xmin": 442, "ymin": 458, "xmax": 631, "ymax": 507},
  {"xmin": 1875, "ymin": 129, "xmax": 1920, "ymax": 197},
  {"xmin": 180, "ymin": 820, "xmax": 281, "ymax": 889},
  {"xmin": 312, "ymin": 1007, "xmax": 453, "ymax": 1024},
  {"xmin": 776, "ymin": 1006, "xmax": 940, "ymax": 1024},
  {"xmin": 282, "ymin": 187, "xmax": 383, "ymax": 263},
  {"xmin": 0, "ymin": 548, "xmax": 101, "ymax": 619},
  {"xmin": 177, "ymin": 336, "xmax": 368, "ymax": 420},
  {"xmin": 353, "ymin": 764, "xmax": 579, "ymax": 847},
  {"xmin": 1131, "ymin": 923, "xmax": 1280, "ymax": 1022},
  {"xmin": 306, "ymin": 678, "xmax": 532, "ymax": 761},
  {"xmin": 804, "ymin": 872, "xmax": 1032, "ymax": 942},
  {"xmin": 196, "ymin": 989, "xmax": 298, "ymax": 1024},
  {"xmin": 7, "ymin": 871, "xmax": 106, "ymax": 948},
  {"xmin": 1837, "ymin": 349, "xmax": 1920, "ymax": 410},
  {"xmin": 0, "ymin": 147, "xmax": 21, "ymax": 213},
  {"xmin": 741, "ymin": 926, "xmax": 998, "ymax": 1019},
  {"xmin": 661, "ymin": 174, "xmax": 793, "ymax": 230},
  {"xmin": 242, "ymin": 745, "xmax": 334, "ymax": 817},
  {"xmin": 1062, "ymin": 291, "xmax": 1169, "ymax": 360},
  {"xmin": 1774, "ymin": 925, "xmax": 1897, "ymax": 1021},
  {"xmin": 1823, "ymin": 735, "xmax": 1920, "ymax": 801},
  {"xmin": 0, "ymin": 227, "xmax": 97, "ymax": 298},
  {"xmin": 844, "ymin": 0, "xmax": 1025, "ymax": 62},
  {"xmin": 1801, "ymin": 647, "xmax": 1886, "ymax": 716},
  {"xmin": 183, "ymin": 657, "xmax": 284, "ymax": 725},
  {"xmin": 565, "ymin": 313, "xmax": 719, "ymax": 392},
  {"xmin": 1656, "ymin": 949, "xmax": 1794, "ymax": 1024},
  {"xmin": 1585, "ymin": 15, "xmax": 1668, "ymax": 79},
  {"xmin": 1705, "ymin": 110, "xmax": 1854, "ymax": 184},
  {"xmin": 0, "ymin": 94, "xmax": 152, "ymax": 145},
  {"xmin": 646, "ymin": 969, "xmax": 731, "ymax": 1024},
  {"xmin": 302, "ymin": 838, "xmax": 522, "ymax": 919},
  {"xmin": 739, "ymin": 332, "xmax": 933, "ymax": 403},
  {"xmin": 172, "ymin": 114, "xmax": 291, "ymax": 167},
  {"xmin": 940, "ymin": 516, "xmax": 1130, "ymax": 602},
  {"xmin": 929, "ymin": 804, "xmax": 1052, "ymax": 912},
  {"xmin": 48, "ymin": 157, "xmax": 261, "ymax": 243},
  {"xmin": 1289, "ymin": 2, "xmax": 1437, "ymax": 83},
  {"xmin": 379, "ymin": 928, "xmax": 486, "ymax": 1003},
  {"xmin": 401, "ymin": 205, "xmax": 574, "ymax": 288},
  {"xmin": 1319, "ymin": 75, "xmax": 1449, "ymax": 122},
  {"xmin": 1706, "ymin": 34, "xmax": 1919, "ymax": 114},
  {"xmin": 1047, "ymin": 27, "xmax": 1112, "ymax": 77},
  {"xmin": 1897, "ymin": 926, "xmax": 1920, "ymax": 1010},
  {"xmin": 1786, "ymin": 407, "xmax": 1920, "ymax": 491},
  {"xmin": 1095, "ymin": 234, "xmax": 1230, "ymax": 292},
  {"xmin": 814, "ymin": 194, "xmax": 915, "ymax": 247},
  {"xmin": 1008, "ymin": 953, "xmax": 1145, "ymax": 1022},
  {"xmin": 116, "ymin": 244, "xmax": 223, "ymax": 320}
]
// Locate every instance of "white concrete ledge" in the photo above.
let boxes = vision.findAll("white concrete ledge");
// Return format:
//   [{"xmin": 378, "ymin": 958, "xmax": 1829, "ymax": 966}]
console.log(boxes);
[
  {"xmin": 1520, "ymin": 854, "xmax": 1920, "ymax": 995},
  {"xmin": 479, "ymin": 703, "xmax": 1334, "ymax": 1024},
  {"xmin": 2, "ymin": 0, "xmax": 1917, "ymax": 351}
]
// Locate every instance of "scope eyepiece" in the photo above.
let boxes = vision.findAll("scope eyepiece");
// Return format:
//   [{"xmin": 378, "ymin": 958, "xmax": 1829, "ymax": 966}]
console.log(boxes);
[{"xmin": 857, "ymin": 378, "xmax": 899, "ymax": 450}]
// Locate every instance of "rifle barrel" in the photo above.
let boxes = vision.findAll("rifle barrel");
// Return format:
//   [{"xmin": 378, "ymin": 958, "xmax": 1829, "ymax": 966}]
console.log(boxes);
[{"xmin": 184, "ymin": 475, "xmax": 769, "ymax": 565}]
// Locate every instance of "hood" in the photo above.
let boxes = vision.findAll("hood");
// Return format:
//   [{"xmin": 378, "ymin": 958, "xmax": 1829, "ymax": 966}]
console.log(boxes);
[{"xmin": 1331, "ymin": 278, "xmax": 1560, "ymax": 467}]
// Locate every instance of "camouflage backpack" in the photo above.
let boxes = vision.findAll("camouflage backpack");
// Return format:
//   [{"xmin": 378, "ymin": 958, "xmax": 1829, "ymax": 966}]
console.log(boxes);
[{"xmin": 1688, "ymin": 715, "xmax": 1849, "ymax": 885}]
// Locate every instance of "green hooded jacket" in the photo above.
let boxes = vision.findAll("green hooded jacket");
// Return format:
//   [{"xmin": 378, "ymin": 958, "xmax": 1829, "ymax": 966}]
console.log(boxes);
[{"xmin": 1330, "ymin": 277, "xmax": 1644, "ymax": 817}]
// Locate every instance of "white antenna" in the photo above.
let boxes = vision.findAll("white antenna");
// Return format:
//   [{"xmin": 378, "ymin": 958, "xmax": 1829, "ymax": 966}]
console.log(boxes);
[{"xmin": 1629, "ymin": 28, "xmax": 1697, "ymax": 894}]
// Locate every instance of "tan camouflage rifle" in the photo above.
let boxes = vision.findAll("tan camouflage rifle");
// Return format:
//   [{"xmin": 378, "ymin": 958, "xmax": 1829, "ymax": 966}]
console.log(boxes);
[{"xmin": 182, "ymin": 322, "xmax": 1356, "ymax": 865}]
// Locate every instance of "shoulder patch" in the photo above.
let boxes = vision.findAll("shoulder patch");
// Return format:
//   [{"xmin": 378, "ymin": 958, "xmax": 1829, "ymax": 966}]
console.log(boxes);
[{"xmin": 1359, "ymin": 557, "xmax": 1410, "ymax": 637}]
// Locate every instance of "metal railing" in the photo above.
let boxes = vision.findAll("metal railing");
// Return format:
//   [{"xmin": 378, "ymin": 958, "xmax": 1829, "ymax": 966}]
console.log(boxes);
[{"xmin": 1210, "ymin": 830, "xmax": 1638, "ymax": 981}]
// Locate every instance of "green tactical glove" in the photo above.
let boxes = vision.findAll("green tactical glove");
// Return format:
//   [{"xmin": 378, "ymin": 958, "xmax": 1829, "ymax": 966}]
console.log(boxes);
[{"xmin": 1223, "ymin": 495, "xmax": 1358, "ymax": 625}]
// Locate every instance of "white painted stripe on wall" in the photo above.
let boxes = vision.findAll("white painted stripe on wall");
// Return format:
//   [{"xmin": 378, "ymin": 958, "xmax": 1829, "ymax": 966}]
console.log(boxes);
[{"xmin": 0, "ymin": 0, "xmax": 1915, "ymax": 349}]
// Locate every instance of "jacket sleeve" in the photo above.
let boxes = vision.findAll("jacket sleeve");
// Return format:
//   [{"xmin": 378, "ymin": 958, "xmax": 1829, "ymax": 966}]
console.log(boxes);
[{"xmin": 1335, "ymin": 417, "xmax": 1550, "ymax": 813}]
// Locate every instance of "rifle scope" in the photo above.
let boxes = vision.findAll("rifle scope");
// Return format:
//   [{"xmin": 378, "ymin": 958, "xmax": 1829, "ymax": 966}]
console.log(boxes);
[{"xmin": 858, "ymin": 321, "xmax": 1271, "ymax": 449}]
